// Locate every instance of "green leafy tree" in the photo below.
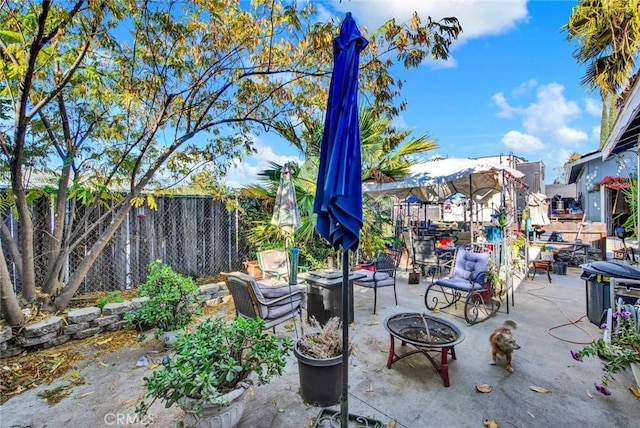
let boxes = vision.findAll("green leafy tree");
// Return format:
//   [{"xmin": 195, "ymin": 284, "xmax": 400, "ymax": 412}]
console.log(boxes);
[
  {"xmin": 242, "ymin": 108, "xmax": 439, "ymax": 263},
  {"xmin": 0, "ymin": 0, "xmax": 461, "ymax": 321},
  {"xmin": 564, "ymin": 0, "xmax": 640, "ymax": 145}
]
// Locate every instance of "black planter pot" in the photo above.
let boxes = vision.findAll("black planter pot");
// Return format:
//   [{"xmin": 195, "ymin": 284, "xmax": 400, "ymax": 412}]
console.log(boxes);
[{"xmin": 293, "ymin": 342, "xmax": 342, "ymax": 407}]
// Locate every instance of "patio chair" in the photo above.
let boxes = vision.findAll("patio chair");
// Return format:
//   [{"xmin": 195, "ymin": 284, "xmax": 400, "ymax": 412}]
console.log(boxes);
[
  {"xmin": 424, "ymin": 248, "xmax": 500, "ymax": 324},
  {"xmin": 222, "ymin": 271, "xmax": 306, "ymax": 333},
  {"xmin": 412, "ymin": 236, "xmax": 440, "ymax": 283},
  {"xmin": 401, "ymin": 230, "xmax": 414, "ymax": 271},
  {"xmin": 352, "ymin": 249, "xmax": 402, "ymax": 314},
  {"xmin": 256, "ymin": 249, "xmax": 308, "ymax": 281}
]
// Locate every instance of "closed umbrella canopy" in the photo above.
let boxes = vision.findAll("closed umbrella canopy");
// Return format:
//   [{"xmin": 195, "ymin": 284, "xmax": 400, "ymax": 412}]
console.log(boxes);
[
  {"xmin": 313, "ymin": 13, "xmax": 368, "ymax": 252},
  {"xmin": 271, "ymin": 162, "xmax": 301, "ymax": 236},
  {"xmin": 313, "ymin": 12, "xmax": 368, "ymax": 426}
]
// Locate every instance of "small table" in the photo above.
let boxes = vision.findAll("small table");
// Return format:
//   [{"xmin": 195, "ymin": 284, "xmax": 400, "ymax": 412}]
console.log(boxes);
[
  {"xmin": 384, "ymin": 313, "xmax": 465, "ymax": 387},
  {"xmin": 530, "ymin": 260, "xmax": 552, "ymax": 282},
  {"xmin": 299, "ymin": 270, "xmax": 365, "ymax": 325}
]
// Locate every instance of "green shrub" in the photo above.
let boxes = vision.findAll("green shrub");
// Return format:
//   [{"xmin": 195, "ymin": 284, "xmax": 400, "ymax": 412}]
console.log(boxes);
[
  {"xmin": 96, "ymin": 290, "xmax": 124, "ymax": 311},
  {"xmin": 125, "ymin": 260, "xmax": 202, "ymax": 336},
  {"xmin": 137, "ymin": 317, "xmax": 292, "ymax": 415}
]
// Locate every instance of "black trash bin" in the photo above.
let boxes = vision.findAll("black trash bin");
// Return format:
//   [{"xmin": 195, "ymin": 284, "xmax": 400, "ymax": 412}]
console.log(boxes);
[{"xmin": 581, "ymin": 261, "xmax": 640, "ymax": 325}]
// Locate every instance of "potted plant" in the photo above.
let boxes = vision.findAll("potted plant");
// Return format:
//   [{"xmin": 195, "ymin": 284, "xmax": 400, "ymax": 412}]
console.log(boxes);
[
  {"xmin": 571, "ymin": 299, "xmax": 640, "ymax": 395},
  {"xmin": 485, "ymin": 259, "xmax": 505, "ymax": 299},
  {"xmin": 125, "ymin": 260, "xmax": 202, "ymax": 342},
  {"xmin": 293, "ymin": 317, "xmax": 350, "ymax": 407},
  {"xmin": 137, "ymin": 316, "xmax": 293, "ymax": 428}
]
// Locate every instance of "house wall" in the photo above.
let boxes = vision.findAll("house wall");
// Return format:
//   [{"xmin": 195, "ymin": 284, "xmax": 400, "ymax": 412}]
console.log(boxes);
[{"xmin": 576, "ymin": 151, "xmax": 637, "ymax": 230}]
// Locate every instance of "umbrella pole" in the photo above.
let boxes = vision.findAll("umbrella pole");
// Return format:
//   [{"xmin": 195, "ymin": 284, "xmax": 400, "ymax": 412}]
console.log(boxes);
[{"xmin": 340, "ymin": 248, "xmax": 349, "ymax": 426}]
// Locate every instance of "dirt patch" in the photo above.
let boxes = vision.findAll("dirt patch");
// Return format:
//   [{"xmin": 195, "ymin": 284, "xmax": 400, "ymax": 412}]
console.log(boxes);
[
  {"xmin": 1, "ymin": 327, "xmax": 141, "ymax": 404},
  {"xmin": 1, "ymin": 296, "xmax": 236, "ymax": 408}
]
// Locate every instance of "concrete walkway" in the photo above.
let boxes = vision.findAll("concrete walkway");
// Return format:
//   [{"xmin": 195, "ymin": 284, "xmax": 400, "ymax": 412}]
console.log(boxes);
[{"xmin": 2, "ymin": 266, "xmax": 638, "ymax": 427}]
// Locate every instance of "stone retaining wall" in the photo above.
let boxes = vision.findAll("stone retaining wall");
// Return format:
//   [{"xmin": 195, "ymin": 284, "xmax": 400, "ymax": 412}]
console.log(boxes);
[{"xmin": 0, "ymin": 282, "xmax": 229, "ymax": 359}]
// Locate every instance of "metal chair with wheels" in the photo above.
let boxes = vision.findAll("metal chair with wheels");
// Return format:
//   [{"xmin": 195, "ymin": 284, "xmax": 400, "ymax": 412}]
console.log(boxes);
[{"xmin": 424, "ymin": 249, "xmax": 499, "ymax": 324}]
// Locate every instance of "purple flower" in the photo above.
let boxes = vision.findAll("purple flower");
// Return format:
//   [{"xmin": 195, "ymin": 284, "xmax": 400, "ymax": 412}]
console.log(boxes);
[
  {"xmin": 570, "ymin": 350, "xmax": 583, "ymax": 362},
  {"xmin": 612, "ymin": 311, "xmax": 621, "ymax": 318},
  {"xmin": 600, "ymin": 323, "xmax": 608, "ymax": 330},
  {"xmin": 594, "ymin": 383, "xmax": 611, "ymax": 395},
  {"xmin": 622, "ymin": 311, "xmax": 631, "ymax": 317}
]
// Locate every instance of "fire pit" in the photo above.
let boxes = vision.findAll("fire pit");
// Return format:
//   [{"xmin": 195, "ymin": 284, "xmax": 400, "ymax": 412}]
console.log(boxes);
[{"xmin": 384, "ymin": 313, "xmax": 465, "ymax": 387}]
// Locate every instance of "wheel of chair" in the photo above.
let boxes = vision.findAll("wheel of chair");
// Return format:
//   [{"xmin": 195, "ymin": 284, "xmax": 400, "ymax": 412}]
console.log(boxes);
[
  {"xmin": 464, "ymin": 291, "xmax": 496, "ymax": 325},
  {"xmin": 424, "ymin": 283, "xmax": 438, "ymax": 310}
]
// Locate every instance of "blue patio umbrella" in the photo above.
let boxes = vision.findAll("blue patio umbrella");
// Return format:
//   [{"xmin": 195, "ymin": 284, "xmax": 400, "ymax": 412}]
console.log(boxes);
[{"xmin": 313, "ymin": 12, "xmax": 368, "ymax": 426}]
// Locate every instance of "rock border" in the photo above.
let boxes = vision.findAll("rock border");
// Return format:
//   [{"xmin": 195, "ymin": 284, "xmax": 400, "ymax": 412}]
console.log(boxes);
[{"xmin": 0, "ymin": 282, "xmax": 229, "ymax": 358}]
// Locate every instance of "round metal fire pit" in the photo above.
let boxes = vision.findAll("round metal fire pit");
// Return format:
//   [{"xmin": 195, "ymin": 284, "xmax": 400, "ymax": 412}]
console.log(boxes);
[
  {"xmin": 384, "ymin": 312, "xmax": 465, "ymax": 348},
  {"xmin": 383, "ymin": 312, "xmax": 465, "ymax": 387}
]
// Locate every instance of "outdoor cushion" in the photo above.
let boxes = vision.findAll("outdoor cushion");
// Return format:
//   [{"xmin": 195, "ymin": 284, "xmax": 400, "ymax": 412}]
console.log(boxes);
[
  {"xmin": 435, "ymin": 277, "xmax": 484, "ymax": 292},
  {"xmin": 351, "ymin": 269, "xmax": 391, "ymax": 282},
  {"xmin": 264, "ymin": 294, "xmax": 305, "ymax": 319},
  {"xmin": 451, "ymin": 250, "xmax": 490, "ymax": 283},
  {"xmin": 258, "ymin": 280, "xmax": 306, "ymax": 298}
]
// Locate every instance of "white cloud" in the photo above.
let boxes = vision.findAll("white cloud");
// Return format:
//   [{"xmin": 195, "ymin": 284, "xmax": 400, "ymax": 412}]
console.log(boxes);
[
  {"xmin": 494, "ymin": 81, "xmax": 594, "ymax": 154},
  {"xmin": 332, "ymin": 0, "xmax": 529, "ymax": 42},
  {"xmin": 554, "ymin": 127, "xmax": 588, "ymax": 145},
  {"xmin": 223, "ymin": 138, "xmax": 303, "ymax": 188},
  {"xmin": 591, "ymin": 125, "xmax": 601, "ymax": 140},
  {"xmin": 501, "ymin": 130, "xmax": 544, "ymax": 152},
  {"xmin": 492, "ymin": 92, "xmax": 516, "ymax": 118},
  {"xmin": 512, "ymin": 79, "xmax": 537, "ymax": 97},
  {"xmin": 522, "ymin": 83, "xmax": 581, "ymax": 134},
  {"xmin": 584, "ymin": 97, "xmax": 601, "ymax": 116}
]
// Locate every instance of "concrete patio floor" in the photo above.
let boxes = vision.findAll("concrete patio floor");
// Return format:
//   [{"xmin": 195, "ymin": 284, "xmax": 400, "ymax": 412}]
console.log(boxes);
[
  {"xmin": 2, "ymin": 266, "xmax": 639, "ymax": 427},
  {"xmin": 236, "ymin": 266, "xmax": 639, "ymax": 428}
]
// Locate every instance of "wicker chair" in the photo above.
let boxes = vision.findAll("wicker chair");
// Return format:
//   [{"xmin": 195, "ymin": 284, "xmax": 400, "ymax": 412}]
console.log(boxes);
[{"xmin": 222, "ymin": 272, "xmax": 306, "ymax": 333}]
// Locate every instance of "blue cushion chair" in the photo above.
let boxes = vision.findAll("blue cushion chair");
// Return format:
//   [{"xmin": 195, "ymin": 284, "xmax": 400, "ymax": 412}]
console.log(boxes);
[{"xmin": 424, "ymin": 249, "xmax": 500, "ymax": 324}]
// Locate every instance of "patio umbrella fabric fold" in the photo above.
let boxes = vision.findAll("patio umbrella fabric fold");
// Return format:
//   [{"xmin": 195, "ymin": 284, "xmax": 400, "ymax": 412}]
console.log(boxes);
[
  {"xmin": 313, "ymin": 13, "xmax": 368, "ymax": 252},
  {"xmin": 271, "ymin": 162, "xmax": 301, "ymax": 236}
]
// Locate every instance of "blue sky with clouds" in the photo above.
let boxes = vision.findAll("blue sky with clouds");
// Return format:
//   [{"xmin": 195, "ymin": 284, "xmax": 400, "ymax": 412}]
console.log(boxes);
[{"xmin": 223, "ymin": 0, "xmax": 602, "ymax": 187}]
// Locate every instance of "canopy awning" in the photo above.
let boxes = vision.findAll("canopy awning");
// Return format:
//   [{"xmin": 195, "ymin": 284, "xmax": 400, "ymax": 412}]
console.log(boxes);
[{"xmin": 363, "ymin": 158, "xmax": 525, "ymax": 203}]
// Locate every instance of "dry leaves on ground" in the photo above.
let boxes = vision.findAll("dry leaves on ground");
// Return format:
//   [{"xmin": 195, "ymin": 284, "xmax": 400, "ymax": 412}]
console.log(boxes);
[
  {"xmin": 529, "ymin": 386, "xmax": 551, "ymax": 394},
  {"xmin": 476, "ymin": 384, "xmax": 493, "ymax": 393},
  {"xmin": 0, "ymin": 328, "xmax": 139, "ymax": 404}
]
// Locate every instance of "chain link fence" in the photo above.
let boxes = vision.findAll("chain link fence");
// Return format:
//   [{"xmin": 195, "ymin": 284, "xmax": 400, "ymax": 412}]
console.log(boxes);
[{"xmin": 2, "ymin": 195, "xmax": 254, "ymax": 294}]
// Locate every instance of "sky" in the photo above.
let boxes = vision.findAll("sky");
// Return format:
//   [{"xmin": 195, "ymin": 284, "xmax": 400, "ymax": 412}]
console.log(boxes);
[{"xmin": 223, "ymin": 0, "xmax": 603, "ymax": 188}]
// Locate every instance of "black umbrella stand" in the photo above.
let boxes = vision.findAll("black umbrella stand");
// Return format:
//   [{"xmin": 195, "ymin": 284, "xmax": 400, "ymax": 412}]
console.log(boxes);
[
  {"xmin": 312, "ymin": 249, "xmax": 385, "ymax": 427},
  {"xmin": 340, "ymin": 249, "xmax": 350, "ymax": 427}
]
